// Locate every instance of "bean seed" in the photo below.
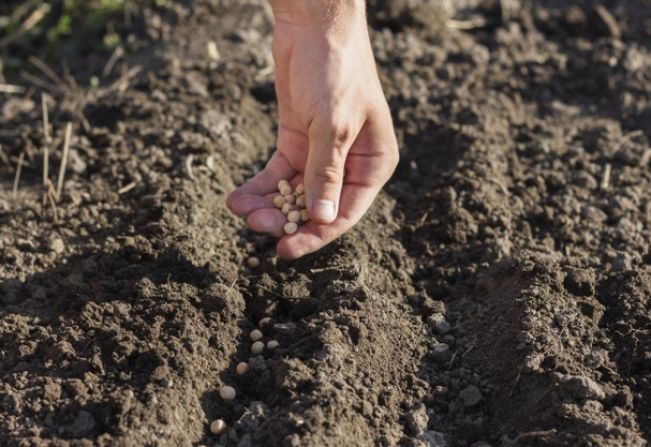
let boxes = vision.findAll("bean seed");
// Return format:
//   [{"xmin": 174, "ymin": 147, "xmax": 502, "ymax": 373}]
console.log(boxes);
[
  {"xmin": 281, "ymin": 203, "xmax": 292, "ymax": 215},
  {"xmin": 284, "ymin": 194, "xmax": 296, "ymax": 205},
  {"xmin": 251, "ymin": 341, "xmax": 264, "ymax": 354},
  {"xmin": 219, "ymin": 385, "xmax": 236, "ymax": 400},
  {"xmin": 267, "ymin": 340, "xmax": 279, "ymax": 350},
  {"xmin": 250, "ymin": 329, "xmax": 263, "ymax": 341},
  {"xmin": 247, "ymin": 257, "xmax": 260, "ymax": 269},
  {"xmin": 273, "ymin": 195, "xmax": 285, "ymax": 208},
  {"xmin": 210, "ymin": 419, "xmax": 226, "ymax": 435},
  {"xmin": 287, "ymin": 210, "xmax": 301, "ymax": 223},
  {"xmin": 235, "ymin": 362, "xmax": 249, "ymax": 375},
  {"xmin": 296, "ymin": 195, "xmax": 306, "ymax": 207},
  {"xmin": 284, "ymin": 222, "xmax": 298, "ymax": 235},
  {"xmin": 278, "ymin": 180, "xmax": 292, "ymax": 196},
  {"xmin": 295, "ymin": 183, "xmax": 305, "ymax": 195},
  {"xmin": 300, "ymin": 209, "xmax": 310, "ymax": 222}
]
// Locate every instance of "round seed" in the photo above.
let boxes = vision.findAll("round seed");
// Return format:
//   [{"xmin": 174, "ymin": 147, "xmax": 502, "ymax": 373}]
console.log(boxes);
[
  {"xmin": 267, "ymin": 340, "xmax": 279, "ymax": 350},
  {"xmin": 250, "ymin": 329, "xmax": 263, "ymax": 341},
  {"xmin": 284, "ymin": 194, "xmax": 296, "ymax": 205},
  {"xmin": 273, "ymin": 195, "xmax": 285, "ymax": 209},
  {"xmin": 219, "ymin": 385, "xmax": 236, "ymax": 400},
  {"xmin": 247, "ymin": 257, "xmax": 260, "ymax": 269},
  {"xmin": 210, "ymin": 419, "xmax": 226, "ymax": 435},
  {"xmin": 251, "ymin": 341, "xmax": 264, "ymax": 354},
  {"xmin": 281, "ymin": 203, "xmax": 292, "ymax": 215},
  {"xmin": 295, "ymin": 183, "xmax": 305, "ymax": 195},
  {"xmin": 300, "ymin": 209, "xmax": 310, "ymax": 222},
  {"xmin": 287, "ymin": 210, "xmax": 301, "ymax": 223},
  {"xmin": 235, "ymin": 362, "xmax": 249, "ymax": 375},
  {"xmin": 296, "ymin": 195, "xmax": 306, "ymax": 207},
  {"xmin": 278, "ymin": 180, "xmax": 292, "ymax": 196},
  {"xmin": 284, "ymin": 222, "xmax": 298, "ymax": 235}
]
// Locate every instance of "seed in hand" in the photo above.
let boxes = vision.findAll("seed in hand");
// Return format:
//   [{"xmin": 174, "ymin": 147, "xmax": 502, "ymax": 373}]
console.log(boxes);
[
  {"xmin": 281, "ymin": 203, "xmax": 292, "ymax": 215},
  {"xmin": 300, "ymin": 209, "xmax": 310, "ymax": 222},
  {"xmin": 284, "ymin": 194, "xmax": 296, "ymax": 205},
  {"xmin": 287, "ymin": 210, "xmax": 301, "ymax": 223},
  {"xmin": 284, "ymin": 222, "xmax": 298, "ymax": 235},
  {"xmin": 273, "ymin": 195, "xmax": 285, "ymax": 209},
  {"xmin": 296, "ymin": 195, "xmax": 306, "ymax": 207},
  {"xmin": 278, "ymin": 180, "xmax": 292, "ymax": 196}
]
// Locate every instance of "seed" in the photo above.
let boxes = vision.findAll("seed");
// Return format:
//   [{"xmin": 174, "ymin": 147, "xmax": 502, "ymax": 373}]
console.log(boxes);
[
  {"xmin": 284, "ymin": 194, "xmax": 296, "ymax": 205},
  {"xmin": 250, "ymin": 329, "xmax": 263, "ymax": 341},
  {"xmin": 219, "ymin": 385, "xmax": 236, "ymax": 400},
  {"xmin": 273, "ymin": 195, "xmax": 285, "ymax": 209},
  {"xmin": 267, "ymin": 340, "xmax": 279, "ymax": 350},
  {"xmin": 296, "ymin": 195, "xmax": 306, "ymax": 207},
  {"xmin": 235, "ymin": 362, "xmax": 249, "ymax": 375},
  {"xmin": 210, "ymin": 418, "xmax": 226, "ymax": 435},
  {"xmin": 281, "ymin": 203, "xmax": 292, "ymax": 215},
  {"xmin": 287, "ymin": 210, "xmax": 301, "ymax": 223},
  {"xmin": 300, "ymin": 209, "xmax": 310, "ymax": 222},
  {"xmin": 284, "ymin": 222, "xmax": 298, "ymax": 235},
  {"xmin": 247, "ymin": 257, "xmax": 260, "ymax": 269},
  {"xmin": 295, "ymin": 183, "xmax": 305, "ymax": 195},
  {"xmin": 251, "ymin": 341, "xmax": 264, "ymax": 354},
  {"xmin": 278, "ymin": 180, "xmax": 292, "ymax": 196}
]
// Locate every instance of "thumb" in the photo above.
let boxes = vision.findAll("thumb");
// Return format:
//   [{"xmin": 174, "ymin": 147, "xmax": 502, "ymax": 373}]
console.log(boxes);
[{"xmin": 304, "ymin": 119, "xmax": 352, "ymax": 224}]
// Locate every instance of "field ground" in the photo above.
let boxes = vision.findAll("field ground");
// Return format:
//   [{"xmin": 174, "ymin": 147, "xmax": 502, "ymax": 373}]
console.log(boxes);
[{"xmin": 1, "ymin": 0, "xmax": 651, "ymax": 446}]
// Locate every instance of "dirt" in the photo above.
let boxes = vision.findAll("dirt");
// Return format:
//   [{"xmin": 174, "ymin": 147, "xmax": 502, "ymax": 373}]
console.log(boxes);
[{"xmin": 1, "ymin": 0, "xmax": 651, "ymax": 446}]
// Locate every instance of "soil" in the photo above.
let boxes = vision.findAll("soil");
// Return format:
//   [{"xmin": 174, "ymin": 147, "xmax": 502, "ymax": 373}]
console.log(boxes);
[{"xmin": 1, "ymin": 0, "xmax": 651, "ymax": 446}]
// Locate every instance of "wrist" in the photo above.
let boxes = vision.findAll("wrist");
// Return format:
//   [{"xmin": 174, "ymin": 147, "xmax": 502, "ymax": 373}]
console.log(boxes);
[{"xmin": 270, "ymin": 0, "xmax": 366, "ymax": 27}]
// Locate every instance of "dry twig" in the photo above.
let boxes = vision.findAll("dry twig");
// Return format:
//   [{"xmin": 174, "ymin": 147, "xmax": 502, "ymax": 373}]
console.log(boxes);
[
  {"xmin": 0, "ymin": 3, "xmax": 51, "ymax": 48},
  {"xmin": 12, "ymin": 152, "xmax": 25, "ymax": 199},
  {"xmin": 56, "ymin": 123, "xmax": 73, "ymax": 200}
]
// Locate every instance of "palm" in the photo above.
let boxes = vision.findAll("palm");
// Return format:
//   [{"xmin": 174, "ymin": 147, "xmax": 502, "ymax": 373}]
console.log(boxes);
[{"xmin": 227, "ymin": 21, "xmax": 398, "ymax": 260}]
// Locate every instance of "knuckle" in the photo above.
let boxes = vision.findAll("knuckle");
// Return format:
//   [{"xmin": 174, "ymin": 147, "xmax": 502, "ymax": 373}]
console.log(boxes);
[{"xmin": 312, "ymin": 165, "xmax": 343, "ymax": 186}]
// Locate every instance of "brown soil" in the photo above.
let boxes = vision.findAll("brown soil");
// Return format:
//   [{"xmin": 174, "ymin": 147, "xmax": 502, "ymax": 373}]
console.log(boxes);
[{"xmin": 1, "ymin": 1, "xmax": 651, "ymax": 446}]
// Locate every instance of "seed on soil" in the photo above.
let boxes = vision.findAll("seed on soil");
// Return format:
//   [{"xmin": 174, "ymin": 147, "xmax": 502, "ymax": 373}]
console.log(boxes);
[
  {"xmin": 267, "ymin": 340, "xmax": 279, "ymax": 350},
  {"xmin": 281, "ymin": 203, "xmax": 292, "ymax": 215},
  {"xmin": 247, "ymin": 257, "xmax": 260, "ymax": 269},
  {"xmin": 250, "ymin": 329, "xmax": 263, "ymax": 341},
  {"xmin": 235, "ymin": 362, "xmax": 249, "ymax": 375},
  {"xmin": 278, "ymin": 180, "xmax": 292, "ymax": 196},
  {"xmin": 284, "ymin": 222, "xmax": 298, "ymax": 235},
  {"xmin": 287, "ymin": 210, "xmax": 301, "ymax": 223},
  {"xmin": 284, "ymin": 194, "xmax": 296, "ymax": 204},
  {"xmin": 210, "ymin": 418, "xmax": 226, "ymax": 435},
  {"xmin": 273, "ymin": 195, "xmax": 285, "ymax": 208},
  {"xmin": 251, "ymin": 341, "xmax": 264, "ymax": 354},
  {"xmin": 219, "ymin": 385, "xmax": 236, "ymax": 401}
]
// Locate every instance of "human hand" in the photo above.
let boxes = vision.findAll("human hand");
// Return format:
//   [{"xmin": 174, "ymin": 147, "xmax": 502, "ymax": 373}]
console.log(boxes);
[{"xmin": 227, "ymin": 0, "xmax": 399, "ymax": 260}]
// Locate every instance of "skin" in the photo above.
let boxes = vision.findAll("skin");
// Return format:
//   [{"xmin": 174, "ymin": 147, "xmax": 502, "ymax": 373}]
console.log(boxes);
[{"xmin": 226, "ymin": 0, "xmax": 399, "ymax": 260}]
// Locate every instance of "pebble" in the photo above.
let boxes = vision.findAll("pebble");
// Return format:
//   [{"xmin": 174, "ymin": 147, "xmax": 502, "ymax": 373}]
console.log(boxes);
[
  {"xmin": 219, "ymin": 386, "xmax": 236, "ymax": 401},
  {"xmin": 210, "ymin": 418, "xmax": 226, "ymax": 435},
  {"xmin": 427, "ymin": 314, "xmax": 451, "ymax": 335},
  {"xmin": 251, "ymin": 341, "xmax": 264, "ymax": 354},
  {"xmin": 405, "ymin": 404, "xmax": 429, "ymax": 435},
  {"xmin": 459, "ymin": 385, "xmax": 483, "ymax": 407}
]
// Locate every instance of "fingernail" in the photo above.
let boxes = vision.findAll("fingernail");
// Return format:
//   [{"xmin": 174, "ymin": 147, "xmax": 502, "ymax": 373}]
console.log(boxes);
[{"xmin": 313, "ymin": 199, "xmax": 336, "ymax": 222}]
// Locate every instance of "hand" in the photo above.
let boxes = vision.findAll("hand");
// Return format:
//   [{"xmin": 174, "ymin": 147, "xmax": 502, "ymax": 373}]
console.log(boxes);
[{"xmin": 227, "ymin": 0, "xmax": 399, "ymax": 260}]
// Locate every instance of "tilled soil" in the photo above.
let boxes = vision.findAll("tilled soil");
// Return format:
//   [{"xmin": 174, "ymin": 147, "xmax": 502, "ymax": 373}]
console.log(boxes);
[{"xmin": 1, "ymin": 1, "xmax": 651, "ymax": 446}]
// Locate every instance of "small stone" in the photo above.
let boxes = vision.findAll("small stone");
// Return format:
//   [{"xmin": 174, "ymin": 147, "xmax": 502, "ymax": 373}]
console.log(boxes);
[
  {"xmin": 430, "ymin": 343, "xmax": 450, "ymax": 361},
  {"xmin": 251, "ymin": 341, "xmax": 264, "ymax": 354},
  {"xmin": 49, "ymin": 237, "xmax": 65, "ymax": 254},
  {"xmin": 420, "ymin": 431, "xmax": 448, "ymax": 447},
  {"xmin": 219, "ymin": 386, "xmax": 236, "ymax": 401},
  {"xmin": 459, "ymin": 385, "xmax": 483, "ymax": 407},
  {"xmin": 210, "ymin": 418, "xmax": 226, "ymax": 435},
  {"xmin": 427, "ymin": 314, "xmax": 451, "ymax": 335},
  {"xmin": 405, "ymin": 404, "xmax": 429, "ymax": 435}
]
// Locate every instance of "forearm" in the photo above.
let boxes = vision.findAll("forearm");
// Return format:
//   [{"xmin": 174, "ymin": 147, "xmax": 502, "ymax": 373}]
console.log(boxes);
[{"xmin": 269, "ymin": 0, "xmax": 366, "ymax": 26}]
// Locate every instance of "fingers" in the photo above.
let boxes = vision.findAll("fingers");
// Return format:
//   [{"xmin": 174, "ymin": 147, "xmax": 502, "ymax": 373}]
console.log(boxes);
[
  {"xmin": 277, "ymin": 183, "xmax": 379, "ymax": 260},
  {"xmin": 229, "ymin": 193, "xmax": 277, "ymax": 217},
  {"xmin": 247, "ymin": 208, "xmax": 286, "ymax": 238},
  {"xmin": 226, "ymin": 151, "xmax": 295, "ymax": 210},
  {"xmin": 303, "ymin": 117, "xmax": 354, "ymax": 225}
]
